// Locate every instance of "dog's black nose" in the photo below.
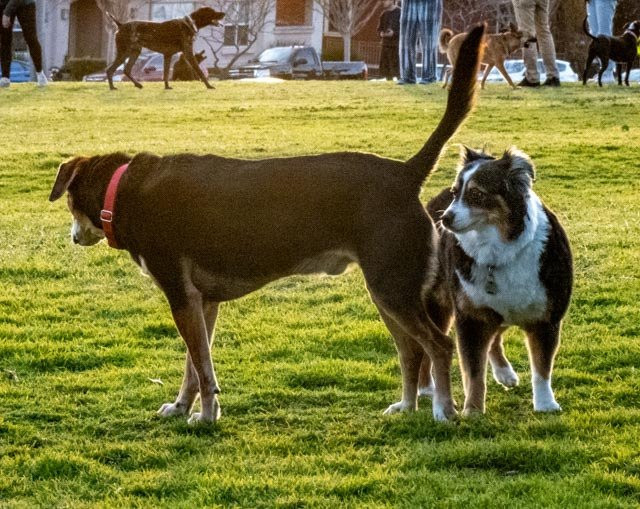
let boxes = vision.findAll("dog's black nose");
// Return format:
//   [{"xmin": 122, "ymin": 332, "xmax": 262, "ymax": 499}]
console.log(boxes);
[{"xmin": 441, "ymin": 211, "xmax": 454, "ymax": 229}]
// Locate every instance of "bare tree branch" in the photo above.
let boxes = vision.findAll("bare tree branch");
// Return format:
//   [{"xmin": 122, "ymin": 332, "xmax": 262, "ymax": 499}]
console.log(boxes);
[
  {"xmin": 315, "ymin": 0, "xmax": 379, "ymax": 61},
  {"xmin": 199, "ymin": 0, "xmax": 275, "ymax": 77}
]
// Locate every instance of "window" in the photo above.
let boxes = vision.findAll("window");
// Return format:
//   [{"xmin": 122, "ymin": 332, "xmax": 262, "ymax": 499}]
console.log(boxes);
[
  {"xmin": 276, "ymin": 0, "xmax": 310, "ymax": 26},
  {"xmin": 223, "ymin": 1, "xmax": 250, "ymax": 47},
  {"xmin": 150, "ymin": 2, "xmax": 196, "ymax": 21}
]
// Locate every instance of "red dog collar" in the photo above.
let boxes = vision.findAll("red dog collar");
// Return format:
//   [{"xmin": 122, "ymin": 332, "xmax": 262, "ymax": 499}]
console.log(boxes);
[{"xmin": 100, "ymin": 163, "xmax": 129, "ymax": 249}]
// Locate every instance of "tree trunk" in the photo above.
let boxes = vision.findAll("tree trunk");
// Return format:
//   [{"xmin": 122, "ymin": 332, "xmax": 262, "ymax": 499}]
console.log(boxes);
[{"xmin": 342, "ymin": 35, "xmax": 352, "ymax": 62}]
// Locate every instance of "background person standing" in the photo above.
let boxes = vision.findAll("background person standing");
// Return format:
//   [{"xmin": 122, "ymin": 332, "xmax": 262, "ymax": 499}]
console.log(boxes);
[
  {"xmin": 512, "ymin": 0, "xmax": 560, "ymax": 87},
  {"xmin": 378, "ymin": 0, "xmax": 401, "ymax": 80},
  {"xmin": 398, "ymin": 0, "xmax": 443, "ymax": 84},
  {"xmin": 0, "ymin": 0, "xmax": 47, "ymax": 87},
  {"xmin": 586, "ymin": 0, "xmax": 618, "ymax": 82}
]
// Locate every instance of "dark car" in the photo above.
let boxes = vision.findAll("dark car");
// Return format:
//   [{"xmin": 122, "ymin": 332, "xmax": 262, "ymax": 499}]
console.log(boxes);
[
  {"xmin": 83, "ymin": 53, "xmax": 180, "ymax": 83},
  {"xmin": 228, "ymin": 46, "xmax": 323, "ymax": 80},
  {"xmin": 10, "ymin": 60, "xmax": 31, "ymax": 82}
]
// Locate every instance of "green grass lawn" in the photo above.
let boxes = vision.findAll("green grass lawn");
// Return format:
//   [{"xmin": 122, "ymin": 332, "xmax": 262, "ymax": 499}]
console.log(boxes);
[{"xmin": 1, "ymin": 81, "xmax": 639, "ymax": 508}]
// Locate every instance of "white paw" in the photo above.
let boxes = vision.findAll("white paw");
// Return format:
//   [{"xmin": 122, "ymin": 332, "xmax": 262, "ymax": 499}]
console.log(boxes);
[
  {"xmin": 187, "ymin": 403, "xmax": 222, "ymax": 425},
  {"xmin": 157, "ymin": 402, "xmax": 189, "ymax": 417},
  {"xmin": 432, "ymin": 398, "xmax": 457, "ymax": 422},
  {"xmin": 534, "ymin": 398, "xmax": 562, "ymax": 412},
  {"xmin": 492, "ymin": 364, "xmax": 520, "ymax": 388},
  {"xmin": 418, "ymin": 384, "xmax": 435, "ymax": 398},
  {"xmin": 383, "ymin": 400, "xmax": 415, "ymax": 415}
]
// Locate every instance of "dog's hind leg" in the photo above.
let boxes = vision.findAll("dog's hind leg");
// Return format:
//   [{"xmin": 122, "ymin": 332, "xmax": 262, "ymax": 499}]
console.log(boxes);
[
  {"xmin": 418, "ymin": 296, "xmax": 453, "ymax": 397},
  {"xmin": 106, "ymin": 51, "xmax": 128, "ymax": 90},
  {"xmin": 158, "ymin": 301, "xmax": 220, "ymax": 419},
  {"xmin": 583, "ymin": 48, "xmax": 597, "ymax": 85},
  {"xmin": 123, "ymin": 48, "xmax": 143, "ymax": 89},
  {"xmin": 623, "ymin": 61, "xmax": 631, "ymax": 86},
  {"xmin": 376, "ymin": 308, "xmax": 424, "ymax": 414},
  {"xmin": 488, "ymin": 330, "xmax": 519, "ymax": 388},
  {"xmin": 597, "ymin": 55, "xmax": 609, "ymax": 87},
  {"xmin": 525, "ymin": 322, "xmax": 562, "ymax": 412}
]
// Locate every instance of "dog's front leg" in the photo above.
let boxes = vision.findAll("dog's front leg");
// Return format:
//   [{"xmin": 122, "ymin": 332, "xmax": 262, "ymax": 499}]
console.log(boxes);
[
  {"xmin": 169, "ymin": 294, "xmax": 221, "ymax": 424},
  {"xmin": 158, "ymin": 300, "xmax": 220, "ymax": 419},
  {"xmin": 182, "ymin": 44, "xmax": 214, "ymax": 89},
  {"xmin": 525, "ymin": 322, "xmax": 562, "ymax": 412},
  {"xmin": 163, "ymin": 54, "xmax": 173, "ymax": 90}
]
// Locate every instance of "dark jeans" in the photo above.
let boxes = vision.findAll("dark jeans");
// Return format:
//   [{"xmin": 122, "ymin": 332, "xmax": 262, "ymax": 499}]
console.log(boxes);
[
  {"xmin": 1, "ymin": 3, "xmax": 42, "ymax": 78},
  {"xmin": 379, "ymin": 44, "xmax": 399, "ymax": 80}
]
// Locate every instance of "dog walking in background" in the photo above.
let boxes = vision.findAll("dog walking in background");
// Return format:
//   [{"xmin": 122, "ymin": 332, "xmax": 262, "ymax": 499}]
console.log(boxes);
[
  {"xmin": 418, "ymin": 147, "xmax": 572, "ymax": 416},
  {"xmin": 582, "ymin": 16, "xmax": 640, "ymax": 86},
  {"xmin": 49, "ymin": 25, "xmax": 486, "ymax": 426},
  {"xmin": 105, "ymin": 7, "xmax": 224, "ymax": 90},
  {"xmin": 440, "ymin": 23, "xmax": 524, "ymax": 89}
]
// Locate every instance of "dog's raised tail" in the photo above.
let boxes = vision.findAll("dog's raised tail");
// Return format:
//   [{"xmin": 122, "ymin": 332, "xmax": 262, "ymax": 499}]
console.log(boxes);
[
  {"xmin": 405, "ymin": 23, "xmax": 485, "ymax": 185},
  {"xmin": 439, "ymin": 28, "xmax": 454, "ymax": 53},
  {"xmin": 106, "ymin": 12, "xmax": 122, "ymax": 29},
  {"xmin": 582, "ymin": 16, "xmax": 596, "ymax": 40}
]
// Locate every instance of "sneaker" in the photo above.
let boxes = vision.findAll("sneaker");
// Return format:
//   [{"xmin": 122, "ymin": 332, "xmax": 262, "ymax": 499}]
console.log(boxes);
[
  {"xmin": 543, "ymin": 77, "xmax": 560, "ymax": 87},
  {"xmin": 0, "ymin": 77, "xmax": 10, "ymax": 88},
  {"xmin": 517, "ymin": 77, "xmax": 540, "ymax": 87},
  {"xmin": 36, "ymin": 71, "xmax": 48, "ymax": 87}
]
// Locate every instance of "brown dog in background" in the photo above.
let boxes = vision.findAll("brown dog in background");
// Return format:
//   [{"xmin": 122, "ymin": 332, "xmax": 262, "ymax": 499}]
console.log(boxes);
[{"xmin": 440, "ymin": 23, "xmax": 523, "ymax": 89}]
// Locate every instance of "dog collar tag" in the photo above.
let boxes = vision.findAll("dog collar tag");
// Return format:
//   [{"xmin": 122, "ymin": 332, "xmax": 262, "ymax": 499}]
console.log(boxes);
[
  {"xmin": 101, "ymin": 163, "xmax": 130, "ymax": 249},
  {"xmin": 485, "ymin": 265, "xmax": 497, "ymax": 295}
]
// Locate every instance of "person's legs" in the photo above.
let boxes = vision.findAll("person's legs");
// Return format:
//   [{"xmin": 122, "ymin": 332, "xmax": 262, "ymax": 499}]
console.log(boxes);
[
  {"xmin": 597, "ymin": 0, "xmax": 618, "ymax": 80},
  {"xmin": 0, "ymin": 18, "xmax": 14, "ymax": 80},
  {"xmin": 16, "ymin": 3, "xmax": 43, "ymax": 73},
  {"xmin": 418, "ymin": 0, "xmax": 442, "ymax": 83},
  {"xmin": 512, "ymin": 0, "xmax": 540, "ymax": 83},
  {"xmin": 534, "ymin": 0, "xmax": 558, "ymax": 80},
  {"xmin": 399, "ymin": 1, "xmax": 418, "ymax": 83}
]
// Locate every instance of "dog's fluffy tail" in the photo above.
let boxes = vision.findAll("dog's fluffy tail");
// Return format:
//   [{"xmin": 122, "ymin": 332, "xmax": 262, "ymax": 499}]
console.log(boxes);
[
  {"xmin": 106, "ymin": 12, "xmax": 122, "ymax": 29},
  {"xmin": 582, "ymin": 16, "xmax": 596, "ymax": 40},
  {"xmin": 439, "ymin": 28, "xmax": 454, "ymax": 53},
  {"xmin": 405, "ymin": 23, "xmax": 485, "ymax": 185}
]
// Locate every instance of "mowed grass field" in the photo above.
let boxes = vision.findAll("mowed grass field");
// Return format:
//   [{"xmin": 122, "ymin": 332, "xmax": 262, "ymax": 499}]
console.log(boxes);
[{"xmin": 1, "ymin": 80, "xmax": 639, "ymax": 508}]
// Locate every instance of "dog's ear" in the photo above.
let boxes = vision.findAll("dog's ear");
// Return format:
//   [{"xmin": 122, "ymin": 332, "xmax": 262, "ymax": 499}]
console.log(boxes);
[
  {"xmin": 460, "ymin": 145, "xmax": 487, "ymax": 164},
  {"xmin": 503, "ymin": 147, "xmax": 535, "ymax": 193},
  {"xmin": 49, "ymin": 157, "xmax": 87, "ymax": 202}
]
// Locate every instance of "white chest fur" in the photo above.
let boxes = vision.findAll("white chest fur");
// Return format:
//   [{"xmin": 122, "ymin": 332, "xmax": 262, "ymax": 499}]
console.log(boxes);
[{"xmin": 455, "ymin": 193, "xmax": 550, "ymax": 326}]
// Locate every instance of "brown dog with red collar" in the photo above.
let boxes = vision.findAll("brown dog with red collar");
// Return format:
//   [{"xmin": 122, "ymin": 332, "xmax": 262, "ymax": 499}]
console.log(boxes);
[{"xmin": 49, "ymin": 25, "xmax": 485, "ymax": 426}]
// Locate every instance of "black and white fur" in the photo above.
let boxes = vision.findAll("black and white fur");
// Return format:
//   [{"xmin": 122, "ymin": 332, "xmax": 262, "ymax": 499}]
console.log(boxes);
[{"xmin": 420, "ymin": 147, "xmax": 573, "ymax": 416}]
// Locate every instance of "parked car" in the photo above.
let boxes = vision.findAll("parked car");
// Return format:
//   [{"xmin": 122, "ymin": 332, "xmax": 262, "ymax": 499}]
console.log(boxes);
[
  {"xmin": 484, "ymin": 59, "xmax": 579, "ymax": 83},
  {"xmin": 228, "ymin": 46, "xmax": 367, "ymax": 80},
  {"xmin": 10, "ymin": 60, "xmax": 31, "ymax": 82},
  {"xmin": 83, "ymin": 53, "xmax": 179, "ymax": 83}
]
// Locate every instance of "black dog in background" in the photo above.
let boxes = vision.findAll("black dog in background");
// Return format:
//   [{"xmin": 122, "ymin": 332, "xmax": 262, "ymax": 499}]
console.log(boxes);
[
  {"xmin": 105, "ymin": 7, "xmax": 224, "ymax": 90},
  {"xmin": 172, "ymin": 50, "xmax": 207, "ymax": 81},
  {"xmin": 582, "ymin": 16, "xmax": 640, "ymax": 87}
]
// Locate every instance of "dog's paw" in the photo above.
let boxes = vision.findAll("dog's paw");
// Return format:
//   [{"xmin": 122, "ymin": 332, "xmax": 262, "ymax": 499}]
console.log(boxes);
[
  {"xmin": 462, "ymin": 406, "xmax": 484, "ymax": 418},
  {"xmin": 157, "ymin": 402, "xmax": 189, "ymax": 417},
  {"xmin": 382, "ymin": 400, "xmax": 415, "ymax": 415},
  {"xmin": 492, "ymin": 364, "xmax": 520, "ymax": 388},
  {"xmin": 433, "ymin": 399, "xmax": 457, "ymax": 422},
  {"xmin": 534, "ymin": 398, "xmax": 562, "ymax": 413}
]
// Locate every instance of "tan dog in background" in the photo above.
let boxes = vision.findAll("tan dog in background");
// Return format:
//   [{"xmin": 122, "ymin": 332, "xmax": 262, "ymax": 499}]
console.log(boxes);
[{"xmin": 440, "ymin": 23, "xmax": 523, "ymax": 89}]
